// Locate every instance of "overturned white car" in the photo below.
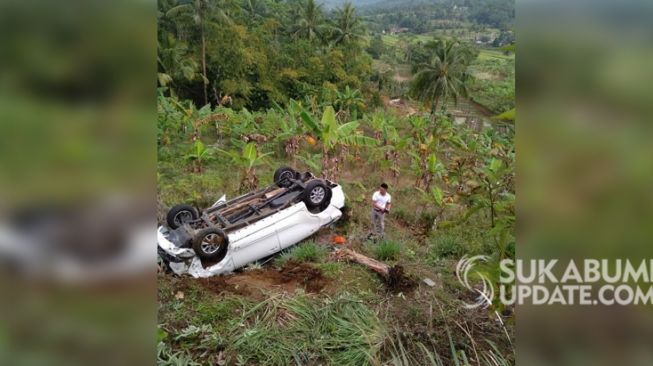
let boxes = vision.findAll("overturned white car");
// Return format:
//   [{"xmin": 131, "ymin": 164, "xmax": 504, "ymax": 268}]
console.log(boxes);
[{"xmin": 157, "ymin": 167, "xmax": 345, "ymax": 277}]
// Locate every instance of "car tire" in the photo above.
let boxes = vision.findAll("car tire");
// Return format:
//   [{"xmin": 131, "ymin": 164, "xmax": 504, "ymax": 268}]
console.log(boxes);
[
  {"xmin": 166, "ymin": 204, "xmax": 199, "ymax": 229},
  {"xmin": 302, "ymin": 180, "xmax": 332, "ymax": 210},
  {"xmin": 274, "ymin": 166, "xmax": 299, "ymax": 188},
  {"xmin": 191, "ymin": 228, "xmax": 229, "ymax": 261}
]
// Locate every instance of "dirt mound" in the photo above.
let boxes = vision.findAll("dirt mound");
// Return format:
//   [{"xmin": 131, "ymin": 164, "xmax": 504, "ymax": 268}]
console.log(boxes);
[{"xmin": 199, "ymin": 262, "xmax": 329, "ymax": 300}]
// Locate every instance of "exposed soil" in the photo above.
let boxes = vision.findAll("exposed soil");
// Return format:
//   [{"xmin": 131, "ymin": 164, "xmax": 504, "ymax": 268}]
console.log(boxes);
[{"xmin": 198, "ymin": 262, "xmax": 330, "ymax": 300}]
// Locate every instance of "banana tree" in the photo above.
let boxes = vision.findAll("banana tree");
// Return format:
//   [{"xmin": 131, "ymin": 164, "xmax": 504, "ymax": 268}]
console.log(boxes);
[
  {"xmin": 366, "ymin": 113, "xmax": 400, "ymax": 168},
  {"xmin": 422, "ymin": 153, "xmax": 446, "ymax": 190},
  {"xmin": 185, "ymin": 140, "xmax": 213, "ymax": 173},
  {"xmin": 410, "ymin": 134, "xmax": 441, "ymax": 188},
  {"xmin": 386, "ymin": 136, "xmax": 412, "ymax": 187},
  {"xmin": 166, "ymin": 96, "xmax": 214, "ymax": 141},
  {"xmin": 409, "ymin": 115, "xmax": 429, "ymax": 143},
  {"xmin": 218, "ymin": 142, "xmax": 271, "ymax": 192},
  {"xmin": 273, "ymin": 99, "xmax": 305, "ymax": 160},
  {"xmin": 296, "ymin": 152, "xmax": 323, "ymax": 175},
  {"xmin": 300, "ymin": 106, "xmax": 377, "ymax": 181}
]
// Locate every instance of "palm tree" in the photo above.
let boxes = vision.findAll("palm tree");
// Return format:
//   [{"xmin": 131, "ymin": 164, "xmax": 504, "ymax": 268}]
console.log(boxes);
[
  {"xmin": 331, "ymin": 2, "xmax": 364, "ymax": 46},
  {"xmin": 292, "ymin": 0, "xmax": 326, "ymax": 41},
  {"xmin": 410, "ymin": 39, "xmax": 474, "ymax": 118},
  {"xmin": 166, "ymin": 0, "xmax": 232, "ymax": 105},
  {"xmin": 157, "ymin": 33, "xmax": 200, "ymax": 89},
  {"xmin": 241, "ymin": 0, "xmax": 267, "ymax": 23}
]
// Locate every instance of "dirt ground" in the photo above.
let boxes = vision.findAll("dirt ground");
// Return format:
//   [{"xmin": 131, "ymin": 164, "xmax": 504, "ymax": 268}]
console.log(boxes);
[{"xmin": 198, "ymin": 262, "xmax": 331, "ymax": 300}]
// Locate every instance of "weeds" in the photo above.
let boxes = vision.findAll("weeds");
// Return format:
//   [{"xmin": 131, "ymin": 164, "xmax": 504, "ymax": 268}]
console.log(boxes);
[
  {"xmin": 157, "ymin": 342, "xmax": 201, "ymax": 366},
  {"xmin": 275, "ymin": 241, "xmax": 328, "ymax": 266},
  {"xmin": 429, "ymin": 234, "xmax": 465, "ymax": 259},
  {"xmin": 386, "ymin": 329, "xmax": 513, "ymax": 366},
  {"xmin": 373, "ymin": 240, "xmax": 402, "ymax": 261},
  {"xmin": 428, "ymin": 221, "xmax": 497, "ymax": 261},
  {"xmin": 318, "ymin": 262, "xmax": 345, "ymax": 277},
  {"xmin": 229, "ymin": 293, "xmax": 385, "ymax": 365}
]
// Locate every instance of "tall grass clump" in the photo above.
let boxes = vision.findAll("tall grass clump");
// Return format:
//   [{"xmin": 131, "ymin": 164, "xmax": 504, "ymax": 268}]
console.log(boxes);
[
  {"xmin": 386, "ymin": 331, "xmax": 513, "ymax": 366},
  {"xmin": 373, "ymin": 240, "xmax": 402, "ymax": 261},
  {"xmin": 229, "ymin": 293, "xmax": 385, "ymax": 365},
  {"xmin": 273, "ymin": 241, "xmax": 327, "ymax": 267},
  {"xmin": 429, "ymin": 234, "xmax": 465, "ymax": 260},
  {"xmin": 291, "ymin": 241, "xmax": 328, "ymax": 262}
]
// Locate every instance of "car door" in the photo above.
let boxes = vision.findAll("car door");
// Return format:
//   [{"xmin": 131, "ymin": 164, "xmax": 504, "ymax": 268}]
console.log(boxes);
[
  {"xmin": 229, "ymin": 218, "xmax": 282, "ymax": 268},
  {"xmin": 275, "ymin": 204, "xmax": 323, "ymax": 250}
]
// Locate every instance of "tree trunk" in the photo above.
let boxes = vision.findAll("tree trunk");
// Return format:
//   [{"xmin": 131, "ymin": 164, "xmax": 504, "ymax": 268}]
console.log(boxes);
[
  {"xmin": 201, "ymin": 27, "xmax": 208, "ymax": 106},
  {"xmin": 430, "ymin": 96, "xmax": 440, "ymax": 116},
  {"xmin": 489, "ymin": 183, "xmax": 495, "ymax": 228},
  {"xmin": 333, "ymin": 248, "xmax": 391, "ymax": 277}
]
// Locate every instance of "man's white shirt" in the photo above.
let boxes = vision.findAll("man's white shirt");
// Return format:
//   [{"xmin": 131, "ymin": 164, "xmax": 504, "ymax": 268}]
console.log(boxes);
[{"xmin": 372, "ymin": 191, "xmax": 392, "ymax": 210}]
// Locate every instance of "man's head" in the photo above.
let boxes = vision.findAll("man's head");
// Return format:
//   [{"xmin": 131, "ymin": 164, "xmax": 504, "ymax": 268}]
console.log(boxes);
[{"xmin": 380, "ymin": 183, "xmax": 388, "ymax": 195}]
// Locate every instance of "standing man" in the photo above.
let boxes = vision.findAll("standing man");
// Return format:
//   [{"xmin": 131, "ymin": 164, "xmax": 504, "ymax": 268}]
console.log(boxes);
[{"xmin": 370, "ymin": 183, "xmax": 392, "ymax": 241}]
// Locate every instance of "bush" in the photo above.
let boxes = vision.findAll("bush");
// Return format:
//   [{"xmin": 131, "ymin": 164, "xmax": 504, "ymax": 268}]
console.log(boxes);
[
  {"xmin": 373, "ymin": 241, "xmax": 401, "ymax": 261},
  {"xmin": 429, "ymin": 234, "xmax": 465, "ymax": 259},
  {"xmin": 428, "ymin": 218, "xmax": 498, "ymax": 262},
  {"xmin": 391, "ymin": 207, "xmax": 416, "ymax": 224}
]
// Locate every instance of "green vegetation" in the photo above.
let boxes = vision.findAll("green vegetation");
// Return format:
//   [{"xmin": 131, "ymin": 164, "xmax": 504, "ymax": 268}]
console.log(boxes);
[
  {"xmin": 232, "ymin": 293, "xmax": 384, "ymax": 365},
  {"xmin": 410, "ymin": 39, "xmax": 476, "ymax": 115},
  {"xmin": 158, "ymin": 0, "xmax": 515, "ymax": 364},
  {"xmin": 283, "ymin": 240, "xmax": 329, "ymax": 263},
  {"xmin": 372, "ymin": 240, "xmax": 402, "ymax": 261},
  {"xmin": 158, "ymin": 0, "xmax": 373, "ymax": 110},
  {"xmin": 468, "ymin": 54, "xmax": 515, "ymax": 114}
]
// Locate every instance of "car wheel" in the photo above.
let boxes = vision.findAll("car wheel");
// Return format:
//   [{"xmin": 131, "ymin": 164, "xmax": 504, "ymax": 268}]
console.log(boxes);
[
  {"xmin": 274, "ymin": 166, "xmax": 299, "ymax": 188},
  {"xmin": 166, "ymin": 204, "xmax": 199, "ymax": 229},
  {"xmin": 192, "ymin": 228, "xmax": 229, "ymax": 261},
  {"xmin": 302, "ymin": 180, "xmax": 332, "ymax": 210}
]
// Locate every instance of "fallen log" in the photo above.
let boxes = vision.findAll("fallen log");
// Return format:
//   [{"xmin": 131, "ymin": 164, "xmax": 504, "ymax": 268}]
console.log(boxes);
[
  {"xmin": 333, "ymin": 248, "xmax": 391, "ymax": 277},
  {"xmin": 333, "ymin": 248, "xmax": 410, "ymax": 290}
]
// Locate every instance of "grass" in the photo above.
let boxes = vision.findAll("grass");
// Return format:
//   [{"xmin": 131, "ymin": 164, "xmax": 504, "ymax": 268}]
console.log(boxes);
[
  {"xmin": 372, "ymin": 240, "xmax": 402, "ymax": 261},
  {"xmin": 274, "ymin": 241, "xmax": 328, "ymax": 266},
  {"xmin": 229, "ymin": 293, "xmax": 385, "ymax": 365},
  {"xmin": 478, "ymin": 48, "xmax": 514, "ymax": 61},
  {"xmin": 157, "ymin": 342, "xmax": 201, "ymax": 366},
  {"xmin": 194, "ymin": 297, "xmax": 247, "ymax": 326},
  {"xmin": 429, "ymin": 234, "xmax": 465, "ymax": 259},
  {"xmin": 318, "ymin": 262, "xmax": 345, "ymax": 277},
  {"xmin": 386, "ymin": 331, "xmax": 512, "ymax": 366}
]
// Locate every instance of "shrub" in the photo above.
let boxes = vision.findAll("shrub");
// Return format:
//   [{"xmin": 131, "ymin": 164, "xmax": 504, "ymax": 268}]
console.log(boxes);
[
  {"xmin": 373, "ymin": 241, "xmax": 401, "ymax": 261},
  {"xmin": 429, "ymin": 234, "xmax": 465, "ymax": 259},
  {"xmin": 392, "ymin": 207, "xmax": 416, "ymax": 224}
]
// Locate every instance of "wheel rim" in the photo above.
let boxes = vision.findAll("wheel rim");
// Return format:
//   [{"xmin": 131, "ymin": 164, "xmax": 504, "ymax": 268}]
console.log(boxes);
[
  {"xmin": 200, "ymin": 233, "xmax": 223, "ymax": 255},
  {"xmin": 174, "ymin": 210, "xmax": 193, "ymax": 226},
  {"xmin": 280, "ymin": 171, "xmax": 293, "ymax": 185},
  {"xmin": 310, "ymin": 186, "xmax": 326, "ymax": 204}
]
